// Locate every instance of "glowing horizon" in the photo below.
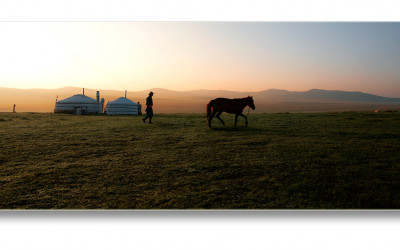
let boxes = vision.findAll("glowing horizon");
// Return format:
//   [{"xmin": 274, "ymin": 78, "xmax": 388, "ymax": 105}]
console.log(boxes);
[{"xmin": 1, "ymin": 22, "xmax": 400, "ymax": 97}]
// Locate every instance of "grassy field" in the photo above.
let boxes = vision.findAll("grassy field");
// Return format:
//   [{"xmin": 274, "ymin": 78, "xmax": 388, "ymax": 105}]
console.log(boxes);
[{"xmin": 1, "ymin": 111, "xmax": 400, "ymax": 209}]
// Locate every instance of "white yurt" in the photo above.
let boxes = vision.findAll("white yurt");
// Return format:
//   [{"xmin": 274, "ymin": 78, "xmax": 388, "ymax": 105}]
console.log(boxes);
[
  {"xmin": 54, "ymin": 94, "xmax": 103, "ymax": 114},
  {"xmin": 106, "ymin": 97, "xmax": 140, "ymax": 115}
]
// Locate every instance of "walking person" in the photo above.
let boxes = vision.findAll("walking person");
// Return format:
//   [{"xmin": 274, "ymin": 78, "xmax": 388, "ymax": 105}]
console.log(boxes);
[{"xmin": 142, "ymin": 91, "xmax": 154, "ymax": 124}]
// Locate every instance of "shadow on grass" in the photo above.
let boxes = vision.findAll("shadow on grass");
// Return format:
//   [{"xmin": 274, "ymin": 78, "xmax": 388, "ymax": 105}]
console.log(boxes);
[
  {"xmin": 154, "ymin": 122, "xmax": 191, "ymax": 128},
  {"xmin": 210, "ymin": 126, "xmax": 266, "ymax": 133}
]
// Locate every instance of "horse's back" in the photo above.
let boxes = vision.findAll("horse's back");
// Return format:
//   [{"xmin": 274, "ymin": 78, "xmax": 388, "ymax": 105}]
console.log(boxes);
[{"xmin": 213, "ymin": 97, "xmax": 237, "ymax": 103}]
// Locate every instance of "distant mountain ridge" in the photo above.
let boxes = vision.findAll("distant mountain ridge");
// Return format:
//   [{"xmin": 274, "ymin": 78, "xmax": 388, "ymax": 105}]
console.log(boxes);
[
  {"xmin": 1, "ymin": 86, "xmax": 400, "ymax": 113},
  {"xmin": 253, "ymin": 89, "xmax": 400, "ymax": 103}
]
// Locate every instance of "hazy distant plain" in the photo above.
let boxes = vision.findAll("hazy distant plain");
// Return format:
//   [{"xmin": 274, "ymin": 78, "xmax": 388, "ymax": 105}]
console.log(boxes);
[{"xmin": 1, "ymin": 86, "xmax": 400, "ymax": 113}]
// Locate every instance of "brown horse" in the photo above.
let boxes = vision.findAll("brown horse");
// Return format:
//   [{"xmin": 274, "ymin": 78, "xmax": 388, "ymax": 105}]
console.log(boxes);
[{"xmin": 206, "ymin": 96, "xmax": 255, "ymax": 128}]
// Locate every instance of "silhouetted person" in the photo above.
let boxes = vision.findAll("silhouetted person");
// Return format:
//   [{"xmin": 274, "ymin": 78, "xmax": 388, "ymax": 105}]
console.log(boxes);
[
  {"xmin": 142, "ymin": 91, "xmax": 154, "ymax": 124},
  {"xmin": 13, "ymin": 104, "xmax": 16, "ymax": 113},
  {"xmin": 137, "ymin": 101, "xmax": 142, "ymax": 115}
]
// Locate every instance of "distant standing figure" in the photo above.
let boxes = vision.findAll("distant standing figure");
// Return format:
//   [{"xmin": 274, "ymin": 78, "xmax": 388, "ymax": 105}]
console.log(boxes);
[
  {"xmin": 137, "ymin": 102, "xmax": 142, "ymax": 115},
  {"xmin": 13, "ymin": 104, "xmax": 16, "ymax": 113},
  {"xmin": 142, "ymin": 91, "xmax": 154, "ymax": 124}
]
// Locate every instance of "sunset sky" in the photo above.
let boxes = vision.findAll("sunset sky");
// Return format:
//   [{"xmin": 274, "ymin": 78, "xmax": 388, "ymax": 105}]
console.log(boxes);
[{"xmin": 1, "ymin": 22, "xmax": 399, "ymax": 97}]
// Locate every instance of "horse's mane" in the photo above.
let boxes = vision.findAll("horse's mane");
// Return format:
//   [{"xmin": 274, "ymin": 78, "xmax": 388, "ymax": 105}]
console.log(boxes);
[{"xmin": 218, "ymin": 96, "xmax": 252, "ymax": 100}]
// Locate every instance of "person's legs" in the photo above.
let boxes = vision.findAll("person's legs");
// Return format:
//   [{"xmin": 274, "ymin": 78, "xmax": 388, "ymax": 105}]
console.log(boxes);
[
  {"xmin": 143, "ymin": 108, "xmax": 153, "ymax": 124},
  {"xmin": 148, "ymin": 109, "xmax": 153, "ymax": 124}
]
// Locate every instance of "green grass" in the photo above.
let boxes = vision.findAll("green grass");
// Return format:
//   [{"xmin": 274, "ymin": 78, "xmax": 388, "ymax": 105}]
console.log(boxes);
[{"xmin": 1, "ymin": 111, "xmax": 400, "ymax": 209}]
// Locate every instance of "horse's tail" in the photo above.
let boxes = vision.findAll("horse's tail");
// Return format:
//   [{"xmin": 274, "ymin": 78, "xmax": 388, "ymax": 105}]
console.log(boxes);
[{"xmin": 206, "ymin": 101, "xmax": 213, "ymax": 127}]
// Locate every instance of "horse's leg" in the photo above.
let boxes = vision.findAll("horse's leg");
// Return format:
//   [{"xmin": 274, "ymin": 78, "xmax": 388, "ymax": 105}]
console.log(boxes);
[
  {"xmin": 234, "ymin": 114, "xmax": 238, "ymax": 127},
  {"xmin": 209, "ymin": 110, "xmax": 217, "ymax": 128},
  {"xmin": 216, "ymin": 111, "xmax": 225, "ymax": 126},
  {"xmin": 238, "ymin": 113, "xmax": 248, "ymax": 127}
]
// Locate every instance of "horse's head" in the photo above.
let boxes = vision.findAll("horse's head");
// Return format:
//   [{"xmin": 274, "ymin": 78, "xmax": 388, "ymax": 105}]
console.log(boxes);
[{"xmin": 247, "ymin": 96, "xmax": 255, "ymax": 110}]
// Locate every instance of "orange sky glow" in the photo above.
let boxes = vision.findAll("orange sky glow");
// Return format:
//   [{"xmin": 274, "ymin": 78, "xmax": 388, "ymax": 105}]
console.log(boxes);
[{"xmin": 1, "ymin": 22, "xmax": 399, "ymax": 97}]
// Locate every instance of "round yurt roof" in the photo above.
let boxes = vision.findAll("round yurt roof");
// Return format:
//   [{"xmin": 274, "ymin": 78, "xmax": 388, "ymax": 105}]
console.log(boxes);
[
  {"xmin": 57, "ymin": 94, "xmax": 98, "ymax": 104},
  {"xmin": 107, "ymin": 97, "xmax": 138, "ymax": 105}
]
